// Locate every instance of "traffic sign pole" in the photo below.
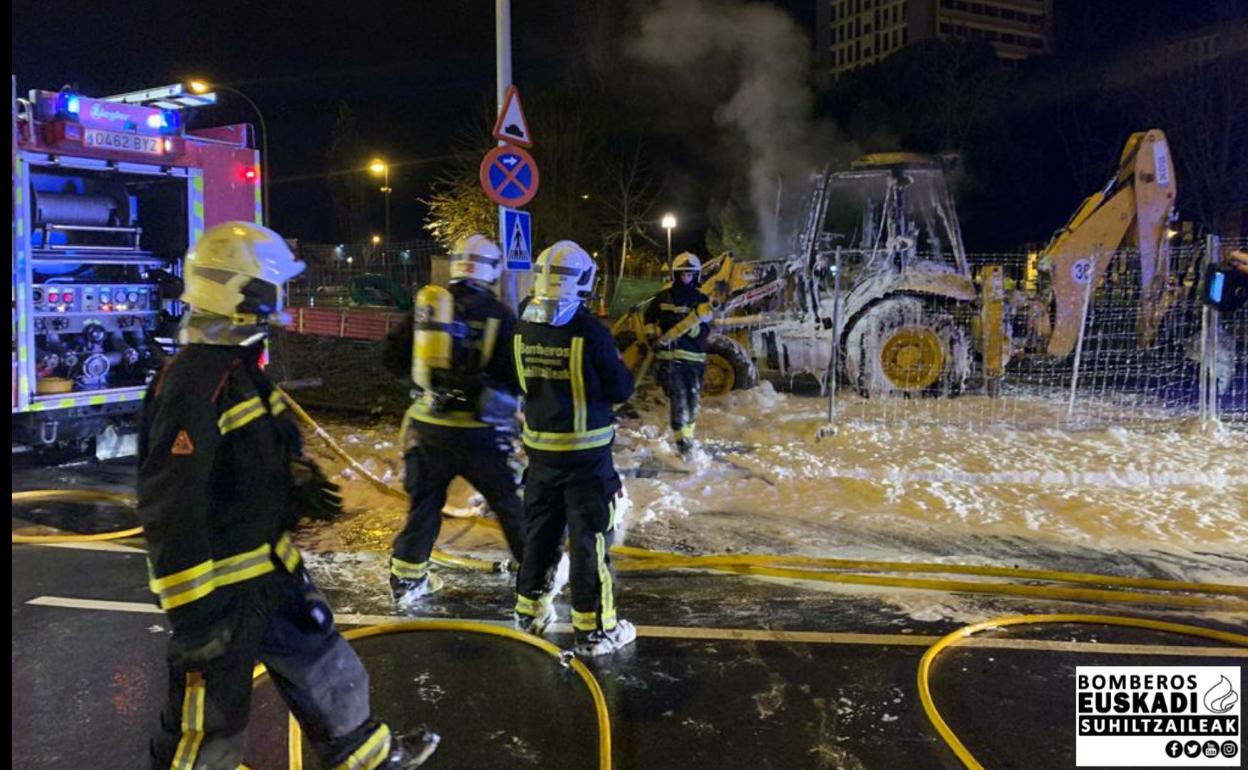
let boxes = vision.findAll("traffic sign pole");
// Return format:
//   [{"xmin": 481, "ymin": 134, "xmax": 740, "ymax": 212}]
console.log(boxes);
[{"xmin": 497, "ymin": 0, "xmax": 519, "ymax": 311}]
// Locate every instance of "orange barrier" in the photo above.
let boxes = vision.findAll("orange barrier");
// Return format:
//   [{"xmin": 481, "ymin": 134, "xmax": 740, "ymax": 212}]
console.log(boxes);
[{"xmin": 285, "ymin": 308, "xmax": 407, "ymax": 341}]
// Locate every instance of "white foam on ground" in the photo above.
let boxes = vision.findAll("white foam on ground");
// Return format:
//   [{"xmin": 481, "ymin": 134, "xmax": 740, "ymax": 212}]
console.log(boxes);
[{"xmin": 299, "ymin": 389, "xmax": 1247, "ymax": 622}]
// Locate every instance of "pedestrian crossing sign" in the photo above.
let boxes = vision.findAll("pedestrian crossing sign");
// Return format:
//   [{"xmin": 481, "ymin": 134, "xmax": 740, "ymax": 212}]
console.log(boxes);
[{"xmin": 500, "ymin": 207, "xmax": 532, "ymax": 271}]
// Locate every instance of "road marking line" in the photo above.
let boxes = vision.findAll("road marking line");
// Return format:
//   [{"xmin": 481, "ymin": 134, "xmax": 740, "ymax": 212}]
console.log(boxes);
[
  {"xmin": 26, "ymin": 596, "xmax": 1247, "ymax": 657},
  {"xmin": 28, "ymin": 596, "xmax": 162, "ymax": 614}
]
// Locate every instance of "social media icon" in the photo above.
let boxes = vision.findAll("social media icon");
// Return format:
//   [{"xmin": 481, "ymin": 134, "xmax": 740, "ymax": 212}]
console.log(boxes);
[
  {"xmin": 1222, "ymin": 741, "xmax": 1239, "ymax": 758},
  {"xmin": 1166, "ymin": 740, "xmax": 1183, "ymax": 758},
  {"xmin": 1185, "ymin": 740, "xmax": 1202, "ymax": 758},
  {"xmin": 1204, "ymin": 740, "xmax": 1220, "ymax": 758}
]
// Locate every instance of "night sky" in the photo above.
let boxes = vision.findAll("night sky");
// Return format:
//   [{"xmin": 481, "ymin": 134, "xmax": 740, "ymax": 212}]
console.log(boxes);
[
  {"xmin": 11, "ymin": 1, "xmax": 1242, "ymax": 249},
  {"xmin": 12, "ymin": 1, "xmax": 585, "ymax": 242}
]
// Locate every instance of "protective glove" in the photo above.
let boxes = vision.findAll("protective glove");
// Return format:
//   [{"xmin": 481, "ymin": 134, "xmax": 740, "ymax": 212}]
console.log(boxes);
[
  {"xmin": 169, "ymin": 619, "xmax": 234, "ymax": 664},
  {"xmin": 289, "ymin": 458, "xmax": 344, "ymax": 522}
]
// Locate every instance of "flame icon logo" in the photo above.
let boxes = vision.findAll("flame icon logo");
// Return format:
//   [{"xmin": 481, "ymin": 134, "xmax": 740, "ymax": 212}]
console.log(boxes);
[{"xmin": 1204, "ymin": 675, "xmax": 1239, "ymax": 714}]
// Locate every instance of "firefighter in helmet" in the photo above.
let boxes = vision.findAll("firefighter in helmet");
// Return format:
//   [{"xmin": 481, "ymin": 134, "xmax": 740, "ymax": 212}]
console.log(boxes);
[
  {"xmin": 382, "ymin": 233, "xmax": 525, "ymax": 610},
  {"xmin": 139, "ymin": 222, "xmax": 439, "ymax": 769},
  {"xmin": 644, "ymin": 251, "xmax": 714, "ymax": 455},
  {"xmin": 512, "ymin": 241, "xmax": 637, "ymax": 656}
]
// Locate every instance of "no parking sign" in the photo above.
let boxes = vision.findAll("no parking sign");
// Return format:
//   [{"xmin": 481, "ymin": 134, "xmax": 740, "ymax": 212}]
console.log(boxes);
[{"xmin": 479, "ymin": 145, "xmax": 539, "ymax": 208}]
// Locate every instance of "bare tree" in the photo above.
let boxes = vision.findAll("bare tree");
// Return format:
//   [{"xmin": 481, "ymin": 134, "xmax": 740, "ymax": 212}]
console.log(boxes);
[
  {"xmin": 1138, "ymin": 41, "xmax": 1247, "ymax": 236},
  {"xmin": 601, "ymin": 142, "xmax": 660, "ymax": 301},
  {"xmin": 325, "ymin": 103, "xmax": 371, "ymax": 243},
  {"xmin": 422, "ymin": 91, "xmax": 610, "ymax": 258}
]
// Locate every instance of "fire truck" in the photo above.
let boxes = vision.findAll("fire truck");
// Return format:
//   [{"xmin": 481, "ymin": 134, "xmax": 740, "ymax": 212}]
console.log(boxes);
[{"xmin": 11, "ymin": 78, "xmax": 263, "ymax": 457}]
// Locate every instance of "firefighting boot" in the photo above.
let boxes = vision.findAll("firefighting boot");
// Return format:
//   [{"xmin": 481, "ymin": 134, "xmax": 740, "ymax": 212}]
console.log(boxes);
[
  {"xmin": 390, "ymin": 574, "xmax": 444, "ymax": 614},
  {"xmin": 513, "ymin": 597, "xmax": 557, "ymax": 637},
  {"xmin": 574, "ymin": 619, "xmax": 637, "ymax": 657},
  {"xmin": 382, "ymin": 727, "xmax": 441, "ymax": 768}
]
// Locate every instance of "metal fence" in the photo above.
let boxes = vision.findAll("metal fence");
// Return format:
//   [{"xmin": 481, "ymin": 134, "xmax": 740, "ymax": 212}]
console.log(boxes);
[
  {"xmin": 827, "ymin": 236, "xmax": 1247, "ymax": 430},
  {"xmin": 286, "ymin": 240, "xmax": 440, "ymax": 307}
]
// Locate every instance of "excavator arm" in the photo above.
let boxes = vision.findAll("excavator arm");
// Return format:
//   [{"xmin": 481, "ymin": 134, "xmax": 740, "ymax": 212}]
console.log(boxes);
[{"xmin": 1042, "ymin": 129, "xmax": 1177, "ymax": 356}]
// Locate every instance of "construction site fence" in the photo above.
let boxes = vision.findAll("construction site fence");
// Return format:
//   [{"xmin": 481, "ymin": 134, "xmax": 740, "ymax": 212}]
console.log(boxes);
[
  {"xmin": 284, "ymin": 240, "xmax": 440, "ymax": 308},
  {"xmin": 284, "ymin": 240, "xmax": 665, "ymax": 309},
  {"xmin": 827, "ymin": 236, "xmax": 1247, "ymax": 431}
]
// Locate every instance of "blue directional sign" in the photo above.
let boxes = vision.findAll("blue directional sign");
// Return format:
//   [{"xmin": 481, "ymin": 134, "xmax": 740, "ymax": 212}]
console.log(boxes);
[
  {"xmin": 500, "ymin": 207, "xmax": 532, "ymax": 271},
  {"xmin": 479, "ymin": 145, "xmax": 540, "ymax": 208}
]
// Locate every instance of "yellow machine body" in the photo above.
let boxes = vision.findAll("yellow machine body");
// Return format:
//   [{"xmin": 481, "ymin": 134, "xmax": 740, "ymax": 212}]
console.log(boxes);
[{"xmin": 1042, "ymin": 129, "xmax": 1178, "ymax": 357}]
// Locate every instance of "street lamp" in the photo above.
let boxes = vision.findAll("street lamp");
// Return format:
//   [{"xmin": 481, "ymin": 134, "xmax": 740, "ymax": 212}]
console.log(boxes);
[
  {"xmin": 189, "ymin": 80, "xmax": 269, "ymax": 224},
  {"xmin": 661, "ymin": 213, "xmax": 677, "ymax": 264},
  {"xmin": 369, "ymin": 159, "xmax": 392, "ymax": 245}
]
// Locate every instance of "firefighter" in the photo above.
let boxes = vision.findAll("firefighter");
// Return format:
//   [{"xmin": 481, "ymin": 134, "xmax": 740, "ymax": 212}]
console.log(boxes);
[
  {"xmin": 138, "ymin": 222, "xmax": 438, "ymax": 770},
  {"xmin": 512, "ymin": 241, "xmax": 637, "ymax": 656},
  {"xmin": 382, "ymin": 234, "xmax": 524, "ymax": 610},
  {"xmin": 644, "ymin": 252, "xmax": 714, "ymax": 455}
]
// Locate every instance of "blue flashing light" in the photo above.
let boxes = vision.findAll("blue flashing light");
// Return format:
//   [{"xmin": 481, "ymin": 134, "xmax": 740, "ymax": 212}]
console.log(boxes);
[
  {"xmin": 161, "ymin": 109, "xmax": 181, "ymax": 133},
  {"xmin": 54, "ymin": 89, "xmax": 81, "ymax": 119},
  {"xmin": 144, "ymin": 110, "xmax": 181, "ymax": 133}
]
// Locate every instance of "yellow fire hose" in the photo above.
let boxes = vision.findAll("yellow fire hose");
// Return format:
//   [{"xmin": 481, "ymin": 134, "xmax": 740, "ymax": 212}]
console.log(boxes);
[
  {"xmin": 10, "ymin": 490, "xmax": 144, "ymax": 543},
  {"xmin": 277, "ymin": 390, "xmax": 498, "ymax": 572},
  {"xmin": 17, "ymin": 394, "xmax": 1245, "ymax": 770},
  {"xmin": 13, "ymin": 389, "xmax": 1248, "ymax": 611},
  {"xmin": 918, "ymin": 614, "xmax": 1248, "ymax": 770},
  {"xmin": 252, "ymin": 620, "xmax": 612, "ymax": 770},
  {"xmin": 468, "ymin": 516, "xmax": 1248, "ymax": 611},
  {"xmin": 611, "ymin": 545, "xmax": 1248, "ymax": 597},
  {"xmin": 10, "ymin": 391, "xmax": 497, "ymax": 570}
]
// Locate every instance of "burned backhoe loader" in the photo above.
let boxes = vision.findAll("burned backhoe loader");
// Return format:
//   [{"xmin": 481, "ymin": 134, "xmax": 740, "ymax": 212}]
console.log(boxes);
[
  {"xmin": 613, "ymin": 132, "xmax": 1181, "ymax": 399},
  {"xmin": 1032, "ymin": 129, "xmax": 1179, "ymax": 357},
  {"xmin": 614, "ymin": 152, "xmax": 977, "ymax": 397}
]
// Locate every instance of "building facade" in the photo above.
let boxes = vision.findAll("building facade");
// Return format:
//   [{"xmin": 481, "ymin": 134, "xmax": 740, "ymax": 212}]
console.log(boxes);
[{"xmin": 817, "ymin": 0, "xmax": 1054, "ymax": 76}]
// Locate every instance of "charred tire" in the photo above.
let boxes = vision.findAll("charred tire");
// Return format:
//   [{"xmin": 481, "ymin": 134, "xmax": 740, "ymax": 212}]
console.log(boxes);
[
  {"xmin": 702, "ymin": 334, "xmax": 757, "ymax": 396},
  {"xmin": 845, "ymin": 297, "xmax": 969, "ymax": 398}
]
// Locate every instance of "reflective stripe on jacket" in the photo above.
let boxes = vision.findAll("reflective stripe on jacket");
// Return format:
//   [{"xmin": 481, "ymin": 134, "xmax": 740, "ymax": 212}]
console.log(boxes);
[{"xmin": 137, "ymin": 345, "xmax": 303, "ymax": 630}]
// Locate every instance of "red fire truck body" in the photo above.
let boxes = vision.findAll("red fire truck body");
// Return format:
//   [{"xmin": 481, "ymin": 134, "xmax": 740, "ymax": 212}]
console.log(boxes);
[{"xmin": 12, "ymin": 79, "xmax": 262, "ymax": 455}]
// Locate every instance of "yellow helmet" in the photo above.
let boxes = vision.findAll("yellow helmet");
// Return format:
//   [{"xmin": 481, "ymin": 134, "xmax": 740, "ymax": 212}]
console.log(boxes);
[
  {"xmin": 672, "ymin": 251, "xmax": 702, "ymax": 279},
  {"xmin": 181, "ymin": 222, "xmax": 304, "ymax": 325},
  {"xmin": 523, "ymin": 240, "xmax": 596, "ymax": 326}
]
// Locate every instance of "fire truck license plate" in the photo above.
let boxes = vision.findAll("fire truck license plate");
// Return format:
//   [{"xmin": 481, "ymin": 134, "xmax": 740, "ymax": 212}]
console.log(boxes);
[{"xmin": 83, "ymin": 129, "xmax": 163, "ymax": 155}]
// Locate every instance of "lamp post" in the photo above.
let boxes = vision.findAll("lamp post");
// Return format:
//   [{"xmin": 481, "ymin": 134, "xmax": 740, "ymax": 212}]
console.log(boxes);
[
  {"xmin": 189, "ymin": 80, "xmax": 269, "ymax": 224},
  {"xmin": 661, "ymin": 213, "xmax": 677, "ymax": 265},
  {"xmin": 369, "ymin": 159, "xmax": 392, "ymax": 246}
]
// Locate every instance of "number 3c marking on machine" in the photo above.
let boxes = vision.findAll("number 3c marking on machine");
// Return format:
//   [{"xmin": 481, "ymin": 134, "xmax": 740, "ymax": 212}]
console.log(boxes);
[{"xmin": 1071, "ymin": 259, "xmax": 1092, "ymax": 285}]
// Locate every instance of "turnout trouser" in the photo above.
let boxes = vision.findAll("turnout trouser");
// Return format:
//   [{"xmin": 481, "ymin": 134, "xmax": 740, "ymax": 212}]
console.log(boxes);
[
  {"xmin": 659, "ymin": 361, "xmax": 704, "ymax": 441},
  {"xmin": 515, "ymin": 471, "xmax": 624, "ymax": 633},
  {"xmin": 151, "ymin": 568, "xmax": 392, "ymax": 770},
  {"xmin": 392, "ymin": 423, "xmax": 526, "ymax": 581}
]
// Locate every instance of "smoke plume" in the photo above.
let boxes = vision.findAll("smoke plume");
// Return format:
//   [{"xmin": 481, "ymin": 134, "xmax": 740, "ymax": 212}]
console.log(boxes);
[{"xmin": 627, "ymin": 0, "xmax": 825, "ymax": 257}]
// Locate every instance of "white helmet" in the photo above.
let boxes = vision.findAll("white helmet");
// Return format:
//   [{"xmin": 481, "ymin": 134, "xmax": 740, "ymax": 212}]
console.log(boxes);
[
  {"xmin": 522, "ymin": 240, "xmax": 596, "ymax": 326},
  {"xmin": 181, "ymin": 221, "xmax": 304, "ymax": 327},
  {"xmin": 672, "ymin": 251, "xmax": 702, "ymax": 279},
  {"xmin": 450, "ymin": 233, "xmax": 503, "ymax": 286}
]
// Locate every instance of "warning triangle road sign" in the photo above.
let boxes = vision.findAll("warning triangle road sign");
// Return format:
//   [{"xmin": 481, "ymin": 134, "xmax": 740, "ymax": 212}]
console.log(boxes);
[{"xmin": 492, "ymin": 85, "xmax": 533, "ymax": 148}]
